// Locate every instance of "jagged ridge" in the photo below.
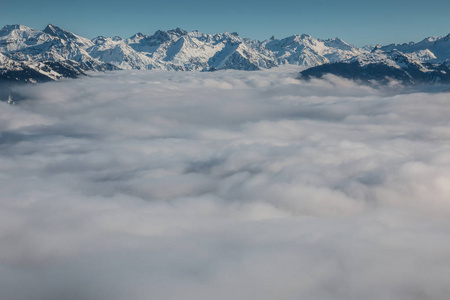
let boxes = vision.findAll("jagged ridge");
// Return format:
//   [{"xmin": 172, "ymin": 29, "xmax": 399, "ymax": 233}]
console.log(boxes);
[
  {"xmin": 300, "ymin": 49, "xmax": 450, "ymax": 84},
  {"xmin": 0, "ymin": 23, "xmax": 449, "ymax": 84}
]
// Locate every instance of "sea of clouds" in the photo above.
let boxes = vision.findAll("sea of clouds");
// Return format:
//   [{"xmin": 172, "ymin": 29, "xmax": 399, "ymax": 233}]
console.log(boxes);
[{"xmin": 1, "ymin": 66, "xmax": 450, "ymax": 300}]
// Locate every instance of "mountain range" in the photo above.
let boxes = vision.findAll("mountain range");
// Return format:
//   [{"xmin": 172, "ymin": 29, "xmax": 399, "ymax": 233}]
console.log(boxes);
[{"xmin": 0, "ymin": 24, "xmax": 449, "ymax": 84}]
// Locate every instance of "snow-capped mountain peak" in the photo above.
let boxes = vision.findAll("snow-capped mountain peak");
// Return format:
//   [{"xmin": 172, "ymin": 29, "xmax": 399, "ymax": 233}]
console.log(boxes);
[
  {"xmin": 167, "ymin": 28, "xmax": 188, "ymax": 37},
  {"xmin": 379, "ymin": 34, "xmax": 450, "ymax": 62},
  {"xmin": 1, "ymin": 24, "xmax": 449, "ymax": 84},
  {"xmin": 1, "ymin": 24, "xmax": 35, "ymax": 33},
  {"xmin": 0, "ymin": 24, "xmax": 49, "ymax": 52},
  {"xmin": 43, "ymin": 24, "xmax": 93, "ymax": 48}
]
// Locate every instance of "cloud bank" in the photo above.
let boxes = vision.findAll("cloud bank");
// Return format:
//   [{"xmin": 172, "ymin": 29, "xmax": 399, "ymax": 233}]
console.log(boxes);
[{"xmin": 1, "ymin": 67, "xmax": 450, "ymax": 300}]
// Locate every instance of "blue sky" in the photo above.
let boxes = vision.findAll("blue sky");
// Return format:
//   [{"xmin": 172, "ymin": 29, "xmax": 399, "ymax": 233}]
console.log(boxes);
[{"xmin": 1, "ymin": 0, "xmax": 449, "ymax": 46}]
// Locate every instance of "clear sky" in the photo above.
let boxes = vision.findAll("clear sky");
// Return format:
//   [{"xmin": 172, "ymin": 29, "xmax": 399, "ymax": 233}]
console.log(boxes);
[{"xmin": 1, "ymin": 0, "xmax": 449, "ymax": 46}]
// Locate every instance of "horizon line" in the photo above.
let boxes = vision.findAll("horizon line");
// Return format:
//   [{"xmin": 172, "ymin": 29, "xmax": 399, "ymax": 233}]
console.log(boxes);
[{"xmin": 1, "ymin": 22, "xmax": 449, "ymax": 48}]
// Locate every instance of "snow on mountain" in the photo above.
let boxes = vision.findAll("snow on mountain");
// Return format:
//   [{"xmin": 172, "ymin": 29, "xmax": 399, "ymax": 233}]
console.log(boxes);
[
  {"xmin": 207, "ymin": 41, "xmax": 276, "ymax": 71},
  {"xmin": 403, "ymin": 49, "xmax": 437, "ymax": 62},
  {"xmin": 124, "ymin": 29, "xmax": 275, "ymax": 71},
  {"xmin": 0, "ymin": 52, "xmax": 28, "ymax": 75},
  {"xmin": 0, "ymin": 52, "xmax": 84, "ymax": 82},
  {"xmin": 0, "ymin": 24, "xmax": 113, "ymax": 72},
  {"xmin": 262, "ymin": 34, "xmax": 366, "ymax": 66},
  {"xmin": 43, "ymin": 24, "xmax": 94, "ymax": 49},
  {"xmin": 361, "ymin": 44, "xmax": 377, "ymax": 52},
  {"xmin": 300, "ymin": 49, "xmax": 450, "ymax": 84},
  {"xmin": 349, "ymin": 49, "xmax": 425, "ymax": 69},
  {"xmin": 380, "ymin": 34, "xmax": 450, "ymax": 62},
  {"xmin": 0, "ymin": 24, "xmax": 51, "ymax": 52},
  {"xmin": 158, "ymin": 33, "xmax": 221, "ymax": 70},
  {"xmin": 126, "ymin": 28, "xmax": 189, "ymax": 58},
  {"xmin": 0, "ymin": 23, "xmax": 449, "ymax": 84},
  {"xmin": 89, "ymin": 36, "xmax": 154, "ymax": 70},
  {"xmin": 205, "ymin": 32, "xmax": 276, "ymax": 70}
]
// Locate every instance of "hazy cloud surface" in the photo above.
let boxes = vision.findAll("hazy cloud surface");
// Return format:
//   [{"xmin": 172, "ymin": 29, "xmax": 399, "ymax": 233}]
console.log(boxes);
[{"xmin": 1, "ymin": 67, "xmax": 450, "ymax": 300}]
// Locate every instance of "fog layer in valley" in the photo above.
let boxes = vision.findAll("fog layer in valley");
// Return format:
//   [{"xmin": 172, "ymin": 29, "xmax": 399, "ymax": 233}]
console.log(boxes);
[{"xmin": 1, "ymin": 67, "xmax": 450, "ymax": 300}]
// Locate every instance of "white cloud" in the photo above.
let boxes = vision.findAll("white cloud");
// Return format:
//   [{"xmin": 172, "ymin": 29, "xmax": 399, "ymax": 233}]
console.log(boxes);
[{"xmin": 1, "ymin": 67, "xmax": 450, "ymax": 300}]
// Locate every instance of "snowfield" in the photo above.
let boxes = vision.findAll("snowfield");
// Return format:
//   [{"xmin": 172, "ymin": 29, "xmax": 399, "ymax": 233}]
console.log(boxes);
[{"xmin": 1, "ymin": 67, "xmax": 450, "ymax": 300}]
